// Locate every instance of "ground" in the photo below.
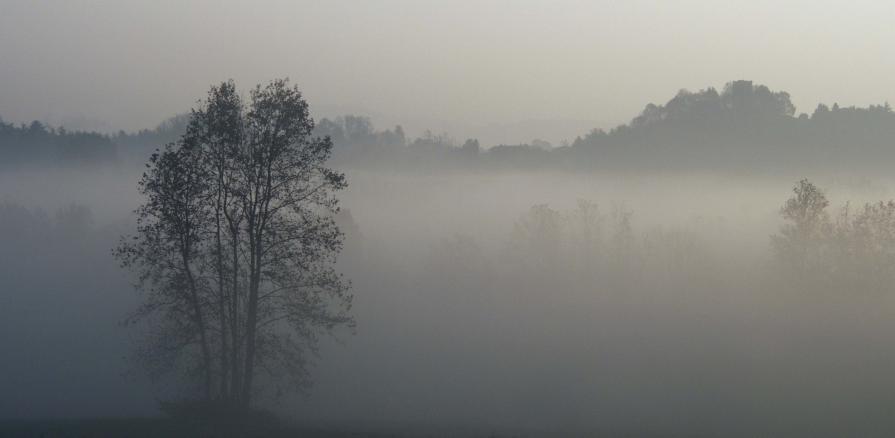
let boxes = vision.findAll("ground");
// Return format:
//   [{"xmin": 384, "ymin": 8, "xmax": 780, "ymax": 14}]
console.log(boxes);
[{"xmin": 0, "ymin": 418, "xmax": 403, "ymax": 438}]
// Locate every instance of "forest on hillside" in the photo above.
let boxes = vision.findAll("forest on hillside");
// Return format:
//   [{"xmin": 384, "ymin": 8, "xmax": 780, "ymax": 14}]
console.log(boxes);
[{"xmin": 4, "ymin": 80, "xmax": 895, "ymax": 173}]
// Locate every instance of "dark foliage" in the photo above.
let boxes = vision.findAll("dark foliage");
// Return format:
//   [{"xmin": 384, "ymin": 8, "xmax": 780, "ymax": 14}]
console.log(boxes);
[
  {"xmin": 0, "ymin": 119, "xmax": 117, "ymax": 168},
  {"xmin": 116, "ymin": 79, "xmax": 353, "ymax": 410}
]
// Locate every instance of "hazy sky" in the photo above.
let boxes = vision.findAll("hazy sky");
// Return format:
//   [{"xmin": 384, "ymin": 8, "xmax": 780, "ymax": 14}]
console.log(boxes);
[{"xmin": 2, "ymin": 0, "xmax": 895, "ymax": 140}]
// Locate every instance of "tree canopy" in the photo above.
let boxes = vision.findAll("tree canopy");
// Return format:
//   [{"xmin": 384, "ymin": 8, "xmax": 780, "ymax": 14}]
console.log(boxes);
[{"xmin": 116, "ymin": 79, "xmax": 352, "ymax": 410}]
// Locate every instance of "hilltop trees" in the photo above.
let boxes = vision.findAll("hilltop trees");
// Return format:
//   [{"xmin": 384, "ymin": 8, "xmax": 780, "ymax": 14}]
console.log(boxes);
[{"xmin": 116, "ymin": 79, "xmax": 352, "ymax": 410}]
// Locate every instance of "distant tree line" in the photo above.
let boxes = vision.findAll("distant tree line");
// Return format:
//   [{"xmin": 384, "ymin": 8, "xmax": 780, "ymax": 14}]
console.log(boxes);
[
  {"xmin": 112, "ymin": 114, "xmax": 191, "ymax": 164},
  {"xmin": 316, "ymin": 80, "xmax": 895, "ymax": 172},
  {"xmin": 0, "ymin": 119, "xmax": 117, "ymax": 167},
  {"xmin": 5, "ymin": 80, "xmax": 895, "ymax": 172},
  {"xmin": 0, "ymin": 114, "xmax": 191, "ymax": 168}
]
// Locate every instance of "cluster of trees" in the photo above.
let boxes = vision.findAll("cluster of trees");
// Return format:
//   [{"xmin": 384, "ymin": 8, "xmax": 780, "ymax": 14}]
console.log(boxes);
[
  {"xmin": 772, "ymin": 179, "xmax": 895, "ymax": 292},
  {"xmin": 314, "ymin": 116, "xmax": 565, "ymax": 171},
  {"xmin": 628, "ymin": 80, "xmax": 796, "ymax": 128},
  {"xmin": 567, "ymin": 81, "xmax": 895, "ymax": 171},
  {"xmin": 492, "ymin": 179, "xmax": 895, "ymax": 297},
  {"xmin": 490, "ymin": 200, "xmax": 722, "ymax": 292},
  {"xmin": 0, "ymin": 119, "xmax": 117, "ymax": 167},
  {"xmin": 425, "ymin": 176, "xmax": 895, "ymax": 308},
  {"xmin": 313, "ymin": 116, "xmax": 487, "ymax": 170},
  {"xmin": 112, "ymin": 114, "xmax": 191, "ymax": 164},
  {"xmin": 115, "ymin": 79, "xmax": 352, "ymax": 410},
  {"xmin": 0, "ymin": 114, "xmax": 190, "ymax": 168},
  {"xmin": 508, "ymin": 201, "xmax": 634, "ymax": 274},
  {"xmin": 315, "ymin": 115, "xmax": 406, "ymax": 161}
]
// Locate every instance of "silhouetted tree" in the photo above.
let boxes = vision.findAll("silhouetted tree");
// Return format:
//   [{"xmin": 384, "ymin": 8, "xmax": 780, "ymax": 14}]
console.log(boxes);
[
  {"xmin": 117, "ymin": 79, "xmax": 352, "ymax": 411},
  {"xmin": 117, "ymin": 141, "xmax": 215, "ymax": 397}
]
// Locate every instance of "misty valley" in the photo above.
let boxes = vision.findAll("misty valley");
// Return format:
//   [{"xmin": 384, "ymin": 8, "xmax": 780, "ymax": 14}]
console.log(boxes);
[{"xmin": 4, "ymin": 78, "xmax": 895, "ymax": 438}]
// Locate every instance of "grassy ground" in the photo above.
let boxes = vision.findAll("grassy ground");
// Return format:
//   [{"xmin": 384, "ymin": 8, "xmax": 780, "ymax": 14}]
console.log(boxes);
[{"xmin": 0, "ymin": 418, "xmax": 401, "ymax": 438}]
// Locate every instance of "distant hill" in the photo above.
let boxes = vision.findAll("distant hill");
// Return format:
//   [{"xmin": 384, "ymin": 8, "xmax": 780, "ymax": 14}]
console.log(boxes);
[
  {"xmin": 4, "ymin": 80, "xmax": 894, "ymax": 173},
  {"xmin": 564, "ymin": 80, "xmax": 895, "ymax": 173}
]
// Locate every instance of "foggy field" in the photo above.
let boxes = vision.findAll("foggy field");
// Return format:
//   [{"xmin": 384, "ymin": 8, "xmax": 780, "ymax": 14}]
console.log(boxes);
[
  {"xmin": 5, "ymin": 166, "xmax": 895, "ymax": 437},
  {"xmin": 5, "ymin": 2, "xmax": 895, "ymax": 435}
]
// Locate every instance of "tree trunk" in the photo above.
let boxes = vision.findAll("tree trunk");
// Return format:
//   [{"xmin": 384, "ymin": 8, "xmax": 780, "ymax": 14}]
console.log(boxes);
[
  {"xmin": 183, "ymin": 257, "xmax": 213, "ymax": 401},
  {"xmin": 215, "ymin": 205, "xmax": 229, "ymax": 400},
  {"xmin": 228, "ymin": 223, "xmax": 242, "ymax": 405},
  {"xmin": 240, "ymin": 217, "xmax": 261, "ymax": 407}
]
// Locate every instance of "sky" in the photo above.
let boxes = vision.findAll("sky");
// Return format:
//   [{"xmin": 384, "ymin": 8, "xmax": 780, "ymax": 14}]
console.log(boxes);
[{"xmin": 2, "ymin": 0, "xmax": 895, "ymax": 143}]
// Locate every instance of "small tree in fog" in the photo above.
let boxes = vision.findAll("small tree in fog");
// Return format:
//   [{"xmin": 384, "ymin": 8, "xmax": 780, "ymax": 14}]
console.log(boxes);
[
  {"xmin": 609, "ymin": 203, "xmax": 635, "ymax": 267},
  {"xmin": 510, "ymin": 204, "xmax": 564, "ymax": 270},
  {"xmin": 772, "ymin": 179, "xmax": 831, "ymax": 275},
  {"xmin": 828, "ymin": 200, "xmax": 895, "ymax": 292},
  {"xmin": 565, "ymin": 199, "xmax": 604, "ymax": 276},
  {"xmin": 117, "ymin": 79, "xmax": 352, "ymax": 411}
]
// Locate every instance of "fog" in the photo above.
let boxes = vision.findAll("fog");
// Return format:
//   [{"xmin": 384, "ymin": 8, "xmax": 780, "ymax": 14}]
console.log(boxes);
[
  {"xmin": 292, "ymin": 171, "xmax": 895, "ymax": 437},
  {"xmin": 5, "ymin": 161, "xmax": 895, "ymax": 436},
  {"xmin": 4, "ymin": 2, "xmax": 895, "ymax": 434}
]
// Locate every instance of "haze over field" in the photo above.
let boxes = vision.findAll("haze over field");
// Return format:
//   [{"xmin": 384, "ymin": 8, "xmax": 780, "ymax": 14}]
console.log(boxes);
[
  {"xmin": 5, "ymin": 2, "xmax": 895, "ymax": 437},
  {"xmin": 7, "ymin": 166, "xmax": 895, "ymax": 437}
]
